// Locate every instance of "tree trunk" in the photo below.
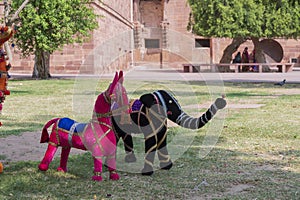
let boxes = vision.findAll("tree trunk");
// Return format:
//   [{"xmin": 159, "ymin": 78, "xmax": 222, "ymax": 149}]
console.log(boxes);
[
  {"xmin": 251, "ymin": 37, "xmax": 269, "ymax": 72},
  {"xmin": 32, "ymin": 50, "xmax": 51, "ymax": 79},
  {"xmin": 219, "ymin": 37, "xmax": 247, "ymax": 72}
]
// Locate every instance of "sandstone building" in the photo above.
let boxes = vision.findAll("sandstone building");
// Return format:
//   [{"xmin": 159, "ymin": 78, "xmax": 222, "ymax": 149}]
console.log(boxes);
[{"xmin": 1, "ymin": 0, "xmax": 299, "ymax": 74}]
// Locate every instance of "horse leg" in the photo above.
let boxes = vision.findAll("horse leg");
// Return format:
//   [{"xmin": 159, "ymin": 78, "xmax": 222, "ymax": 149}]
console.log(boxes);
[
  {"xmin": 157, "ymin": 128, "xmax": 173, "ymax": 170},
  {"xmin": 141, "ymin": 133, "xmax": 157, "ymax": 176},
  {"xmin": 105, "ymin": 154, "xmax": 120, "ymax": 180},
  {"xmin": 92, "ymin": 157, "xmax": 103, "ymax": 181},
  {"xmin": 57, "ymin": 147, "xmax": 71, "ymax": 172},
  {"xmin": 38, "ymin": 143, "xmax": 58, "ymax": 171}
]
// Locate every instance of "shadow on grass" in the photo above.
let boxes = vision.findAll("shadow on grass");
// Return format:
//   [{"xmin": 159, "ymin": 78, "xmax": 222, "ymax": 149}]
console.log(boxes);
[{"xmin": 0, "ymin": 143, "xmax": 299, "ymax": 199}]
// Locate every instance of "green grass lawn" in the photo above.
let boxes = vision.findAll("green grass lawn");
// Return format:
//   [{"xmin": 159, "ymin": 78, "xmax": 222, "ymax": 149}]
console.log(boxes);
[{"xmin": 0, "ymin": 78, "xmax": 299, "ymax": 199}]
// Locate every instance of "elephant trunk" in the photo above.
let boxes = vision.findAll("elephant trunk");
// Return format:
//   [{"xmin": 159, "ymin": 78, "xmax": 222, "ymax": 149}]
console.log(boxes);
[{"xmin": 175, "ymin": 98, "xmax": 226, "ymax": 129}]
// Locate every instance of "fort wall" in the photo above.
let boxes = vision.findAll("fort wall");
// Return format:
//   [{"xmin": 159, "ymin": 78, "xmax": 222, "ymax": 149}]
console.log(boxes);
[{"xmin": 0, "ymin": 0, "xmax": 298, "ymax": 75}]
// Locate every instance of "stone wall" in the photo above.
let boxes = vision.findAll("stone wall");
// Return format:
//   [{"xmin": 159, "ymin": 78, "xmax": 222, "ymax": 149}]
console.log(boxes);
[
  {"xmin": 3, "ymin": 0, "xmax": 133, "ymax": 75},
  {"xmin": 2, "ymin": 0, "xmax": 300, "ymax": 74}
]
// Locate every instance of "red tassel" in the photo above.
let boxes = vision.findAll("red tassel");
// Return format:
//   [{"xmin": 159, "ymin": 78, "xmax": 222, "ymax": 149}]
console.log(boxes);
[
  {"xmin": 40, "ymin": 128, "xmax": 49, "ymax": 143},
  {"xmin": 4, "ymin": 90, "xmax": 10, "ymax": 95}
]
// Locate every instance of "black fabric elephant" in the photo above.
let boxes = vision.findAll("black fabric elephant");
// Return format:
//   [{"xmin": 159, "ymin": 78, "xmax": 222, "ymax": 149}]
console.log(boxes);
[{"xmin": 112, "ymin": 90, "xmax": 226, "ymax": 175}]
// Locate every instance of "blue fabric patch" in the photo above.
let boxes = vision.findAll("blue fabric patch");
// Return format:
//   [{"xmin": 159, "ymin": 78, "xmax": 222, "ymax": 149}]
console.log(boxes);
[
  {"xmin": 58, "ymin": 117, "xmax": 86, "ymax": 133},
  {"xmin": 132, "ymin": 99, "xmax": 142, "ymax": 111}
]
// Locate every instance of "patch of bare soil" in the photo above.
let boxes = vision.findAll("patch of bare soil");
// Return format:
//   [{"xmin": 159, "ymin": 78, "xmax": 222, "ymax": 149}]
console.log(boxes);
[
  {"xmin": 225, "ymin": 184, "xmax": 255, "ymax": 195},
  {"xmin": 1, "ymin": 102, "xmax": 265, "ymax": 163},
  {"xmin": 0, "ymin": 131, "xmax": 85, "ymax": 163}
]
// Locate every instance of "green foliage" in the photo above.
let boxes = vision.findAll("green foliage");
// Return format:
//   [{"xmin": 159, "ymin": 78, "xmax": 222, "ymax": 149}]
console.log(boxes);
[
  {"xmin": 10, "ymin": 0, "xmax": 99, "ymax": 57},
  {"xmin": 188, "ymin": 0, "xmax": 300, "ymax": 39}
]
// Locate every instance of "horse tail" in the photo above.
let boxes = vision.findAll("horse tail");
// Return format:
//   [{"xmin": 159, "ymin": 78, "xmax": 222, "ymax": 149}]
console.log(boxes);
[{"xmin": 40, "ymin": 118, "xmax": 60, "ymax": 143}]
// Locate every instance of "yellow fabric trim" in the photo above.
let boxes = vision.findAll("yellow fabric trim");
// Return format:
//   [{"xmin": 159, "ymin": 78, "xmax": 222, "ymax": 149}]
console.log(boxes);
[
  {"xmin": 157, "ymin": 128, "xmax": 167, "ymax": 148},
  {"xmin": 158, "ymin": 151, "xmax": 170, "ymax": 162},
  {"xmin": 144, "ymin": 159, "xmax": 153, "ymax": 167},
  {"xmin": 94, "ymin": 172, "xmax": 102, "ymax": 176},
  {"xmin": 91, "ymin": 123, "xmax": 104, "ymax": 153},
  {"xmin": 48, "ymin": 141, "xmax": 58, "ymax": 147},
  {"xmin": 93, "ymin": 111, "xmax": 113, "ymax": 118},
  {"xmin": 146, "ymin": 143, "xmax": 157, "ymax": 155},
  {"xmin": 55, "ymin": 120, "xmax": 61, "ymax": 146}
]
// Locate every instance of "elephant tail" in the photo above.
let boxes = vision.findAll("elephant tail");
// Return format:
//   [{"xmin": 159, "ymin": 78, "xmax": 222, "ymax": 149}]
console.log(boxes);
[
  {"xmin": 176, "ymin": 98, "xmax": 226, "ymax": 129},
  {"xmin": 40, "ymin": 118, "xmax": 60, "ymax": 143}
]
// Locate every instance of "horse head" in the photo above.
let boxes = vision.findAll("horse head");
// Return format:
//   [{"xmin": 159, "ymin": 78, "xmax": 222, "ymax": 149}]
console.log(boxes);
[{"xmin": 93, "ymin": 71, "xmax": 130, "ymax": 124}]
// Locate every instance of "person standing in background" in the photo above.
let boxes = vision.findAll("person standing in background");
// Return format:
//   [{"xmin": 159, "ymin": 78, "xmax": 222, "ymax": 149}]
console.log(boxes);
[
  {"xmin": 233, "ymin": 51, "xmax": 242, "ymax": 72},
  {"xmin": 249, "ymin": 49, "xmax": 258, "ymax": 72},
  {"xmin": 233, "ymin": 51, "xmax": 242, "ymax": 63},
  {"xmin": 241, "ymin": 47, "xmax": 250, "ymax": 71}
]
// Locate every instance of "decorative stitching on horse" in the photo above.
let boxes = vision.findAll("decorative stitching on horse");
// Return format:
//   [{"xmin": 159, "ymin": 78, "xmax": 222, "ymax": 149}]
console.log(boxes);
[
  {"xmin": 94, "ymin": 172, "xmax": 102, "ymax": 176},
  {"xmin": 106, "ymin": 154, "xmax": 116, "ymax": 159},
  {"xmin": 55, "ymin": 121, "xmax": 61, "ymax": 146},
  {"xmin": 93, "ymin": 111, "xmax": 113, "ymax": 118},
  {"xmin": 38, "ymin": 70, "xmax": 129, "ymax": 181},
  {"xmin": 103, "ymin": 90, "xmax": 110, "ymax": 104},
  {"xmin": 110, "ymin": 170, "xmax": 118, "ymax": 174},
  {"xmin": 90, "ymin": 120, "xmax": 113, "ymax": 154},
  {"xmin": 90, "ymin": 122, "xmax": 105, "ymax": 153},
  {"xmin": 48, "ymin": 142, "xmax": 58, "ymax": 147},
  {"xmin": 67, "ymin": 122, "xmax": 79, "ymax": 146}
]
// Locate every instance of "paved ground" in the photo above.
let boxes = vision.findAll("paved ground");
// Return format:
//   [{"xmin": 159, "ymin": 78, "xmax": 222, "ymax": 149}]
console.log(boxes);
[
  {"xmin": 11, "ymin": 64, "xmax": 300, "ymax": 83},
  {"xmin": 0, "ymin": 131, "xmax": 84, "ymax": 163},
  {"xmin": 124, "ymin": 64, "xmax": 300, "ymax": 83}
]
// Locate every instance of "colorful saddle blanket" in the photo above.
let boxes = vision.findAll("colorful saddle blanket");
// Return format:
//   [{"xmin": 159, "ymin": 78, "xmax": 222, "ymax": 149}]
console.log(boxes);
[
  {"xmin": 58, "ymin": 117, "xmax": 87, "ymax": 134},
  {"xmin": 131, "ymin": 99, "xmax": 142, "ymax": 111}
]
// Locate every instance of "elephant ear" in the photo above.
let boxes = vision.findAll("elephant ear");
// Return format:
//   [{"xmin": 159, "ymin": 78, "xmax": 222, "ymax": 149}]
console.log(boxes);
[{"xmin": 140, "ymin": 93, "xmax": 157, "ymax": 108}]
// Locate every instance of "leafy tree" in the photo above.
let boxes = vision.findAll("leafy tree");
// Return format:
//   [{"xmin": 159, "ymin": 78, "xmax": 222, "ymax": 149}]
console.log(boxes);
[
  {"xmin": 10, "ymin": 0, "xmax": 98, "ymax": 79},
  {"xmin": 188, "ymin": 0, "xmax": 300, "ymax": 70}
]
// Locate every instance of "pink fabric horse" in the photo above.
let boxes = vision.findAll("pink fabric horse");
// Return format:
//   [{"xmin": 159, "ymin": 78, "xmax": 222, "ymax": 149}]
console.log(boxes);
[{"xmin": 38, "ymin": 71, "xmax": 130, "ymax": 181}]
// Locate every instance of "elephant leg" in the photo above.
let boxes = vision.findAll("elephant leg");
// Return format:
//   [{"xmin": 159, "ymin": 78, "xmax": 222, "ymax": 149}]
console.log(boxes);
[
  {"xmin": 57, "ymin": 147, "xmax": 71, "ymax": 172},
  {"xmin": 114, "ymin": 119, "xmax": 136, "ymax": 163},
  {"xmin": 157, "ymin": 128, "xmax": 173, "ymax": 170},
  {"xmin": 141, "ymin": 134, "xmax": 157, "ymax": 176},
  {"xmin": 38, "ymin": 143, "xmax": 58, "ymax": 171},
  {"xmin": 157, "ymin": 147, "xmax": 172, "ymax": 170},
  {"xmin": 105, "ymin": 154, "xmax": 120, "ymax": 180},
  {"xmin": 122, "ymin": 133, "xmax": 136, "ymax": 163},
  {"xmin": 92, "ymin": 156, "xmax": 103, "ymax": 181}
]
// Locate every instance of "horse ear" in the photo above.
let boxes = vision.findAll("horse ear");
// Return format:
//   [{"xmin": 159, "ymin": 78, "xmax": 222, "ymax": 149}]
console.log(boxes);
[
  {"xmin": 140, "ymin": 93, "xmax": 156, "ymax": 108},
  {"xmin": 118, "ymin": 70, "xmax": 124, "ymax": 84},
  {"xmin": 109, "ymin": 71, "xmax": 119, "ymax": 93}
]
